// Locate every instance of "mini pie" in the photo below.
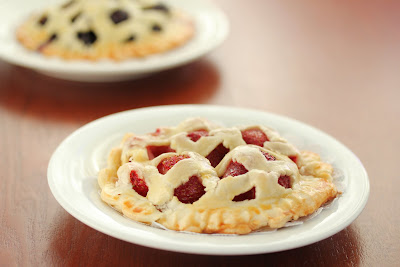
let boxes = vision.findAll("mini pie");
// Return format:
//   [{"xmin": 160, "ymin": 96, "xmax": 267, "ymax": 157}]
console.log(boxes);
[
  {"xmin": 98, "ymin": 118, "xmax": 338, "ymax": 234},
  {"xmin": 16, "ymin": 0, "xmax": 194, "ymax": 60}
]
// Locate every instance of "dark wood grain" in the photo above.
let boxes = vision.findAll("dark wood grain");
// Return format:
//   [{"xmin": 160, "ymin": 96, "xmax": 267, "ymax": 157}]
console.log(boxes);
[{"xmin": 1, "ymin": 0, "xmax": 399, "ymax": 266}]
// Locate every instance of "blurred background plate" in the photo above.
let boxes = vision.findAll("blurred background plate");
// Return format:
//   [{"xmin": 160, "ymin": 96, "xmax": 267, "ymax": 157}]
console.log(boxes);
[{"xmin": 0, "ymin": 0, "xmax": 229, "ymax": 82}]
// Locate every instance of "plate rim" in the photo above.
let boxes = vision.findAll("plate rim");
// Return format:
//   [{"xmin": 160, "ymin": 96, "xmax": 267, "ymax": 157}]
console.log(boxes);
[{"xmin": 47, "ymin": 104, "xmax": 370, "ymax": 255}]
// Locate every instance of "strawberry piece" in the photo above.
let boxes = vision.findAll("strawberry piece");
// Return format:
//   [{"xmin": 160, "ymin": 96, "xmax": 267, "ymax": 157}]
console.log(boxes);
[
  {"xmin": 220, "ymin": 161, "xmax": 254, "ymax": 201},
  {"xmin": 130, "ymin": 170, "xmax": 148, "ymax": 197},
  {"xmin": 289, "ymin": 155, "xmax": 298, "ymax": 164},
  {"xmin": 278, "ymin": 175, "xmax": 291, "ymax": 188},
  {"xmin": 241, "ymin": 128, "xmax": 269, "ymax": 147},
  {"xmin": 150, "ymin": 128, "xmax": 162, "ymax": 136},
  {"xmin": 262, "ymin": 151, "xmax": 276, "ymax": 161},
  {"xmin": 146, "ymin": 145, "xmax": 175, "ymax": 160},
  {"xmin": 174, "ymin": 176, "xmax": 205, "ymax": 204},
  {"xmin": 187, "ymin": 129, "xmax": 209, "ymax": 142},
  {"xmin": 232, "ymin": 187, "xmax": 256, "ymax": 202},
  {"xmin": 221, "ymin": 161, "xmax": 248, "ymax": 178},
  {"xmin": 206, "ymin": 143, "xmax": 229, "ymax": 167},
  {"xmin": 157, "ymin": 155, "xmax": 189, "ymax": 175}
]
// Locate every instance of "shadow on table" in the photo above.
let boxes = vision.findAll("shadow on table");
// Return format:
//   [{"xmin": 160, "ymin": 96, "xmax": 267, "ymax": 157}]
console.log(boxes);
[
  {"xmin": 47, "ymin": 212, "xmax": 362, "ymax": 266},
  {"xmin": 0, "ymin": 59, "xmax": 220, "ymax": 124}
]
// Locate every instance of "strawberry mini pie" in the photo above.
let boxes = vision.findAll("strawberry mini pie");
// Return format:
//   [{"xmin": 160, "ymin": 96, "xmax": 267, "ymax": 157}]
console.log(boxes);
[{"xmin": 98, "ymin": 118, "xmax": 338, "ymax": 234}]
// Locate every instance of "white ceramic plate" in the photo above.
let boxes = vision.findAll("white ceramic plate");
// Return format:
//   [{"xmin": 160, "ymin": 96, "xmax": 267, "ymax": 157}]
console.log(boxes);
[
  {"xmin": 47, "ymin": 105, "xmax": 369, "ymax": 255},
  {"xmin": 0, "ymin": 0, "xmax": 229, "ymax": 82}
]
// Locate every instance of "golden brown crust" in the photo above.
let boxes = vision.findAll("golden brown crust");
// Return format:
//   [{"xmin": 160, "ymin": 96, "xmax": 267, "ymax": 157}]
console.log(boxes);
[{"xmin": 98, "ymin": 118, "xmax": 338, "ymax": 234}]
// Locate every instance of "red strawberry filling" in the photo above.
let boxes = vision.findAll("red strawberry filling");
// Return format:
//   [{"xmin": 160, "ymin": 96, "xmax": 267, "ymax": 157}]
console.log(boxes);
[
  {"xmin": 262, "ymin": 151, "xmax": 276, "ymax": 161},
  {"xmin": 221, "ymin": 161, "xmax": 248, "ymax": 178},
  {"xmin": 146, "ymin": 145, "xmax": 175, "ymax": 160},
  {"xmin": 206, "ymin": 143, "xmax": 229, "ymax": 167},
  {"xmin": 232, "ymin": 187, "xmax": 256, "ymax": 202},
  {"xmin": 278, "ymin": 175, "xmax": 291, "ymax": 189},
  {"xmin": 174, "ymin": 176, "xmax": 205, "ymax": 204},
  {"xmin": 150, "ymin": 128, "xmax": 162, "ymax": 136},
  {"xmin": 157, "ymin": 155, "xmax": 189, "ymax": 175},
  {"xmin": 220, "ymin": 161, "xmax": 255, "ymax": 201},
  {"xmin": 241, "ymin": 128, "xmax": 269, "ymax": 147},
  {"xmin": 289, "ymin": 155, "xmax": 298, "ymax": 165},
  {"xmin": 130, "ymin": 170, "xmax": 148, "ymax": 197},
  {"xmin": 187, "ymin": 129, "xmax": 209, "ymax": 142}
]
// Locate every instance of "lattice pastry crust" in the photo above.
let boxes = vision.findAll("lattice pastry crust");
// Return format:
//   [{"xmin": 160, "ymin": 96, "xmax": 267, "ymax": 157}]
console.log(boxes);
[
  {"xmin": 98, "ymin": 118, "xmax": 338, "ymax": 234},
  {"xmin": 16, "ymin": 0, "xmax": 194, "ymax": 60}
]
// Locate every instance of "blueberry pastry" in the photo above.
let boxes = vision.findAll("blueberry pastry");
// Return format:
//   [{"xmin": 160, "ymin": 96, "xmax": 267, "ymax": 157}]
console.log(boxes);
[{"xmin": 16, "ymin": 0, "xmax": 194, "ymax": 60}]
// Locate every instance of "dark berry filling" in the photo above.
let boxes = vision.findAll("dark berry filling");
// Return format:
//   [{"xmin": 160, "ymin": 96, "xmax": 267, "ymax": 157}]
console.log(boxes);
[
  {"xmin": 174, "ymin": 176, "xmax": 205, "ymax": 204},
  {"xmin": 157, "ymin": 155, "xmax": 189, "ymax": 175},
  {"xmin": 37, "ymin": 33, "xmax": 57, "ymax": 51},
  {"xmin": 232, "ymin": 187, "xmax": 256, "ymax": 202},
  {"xmin": 71, "ymin": 12, "xmax": 81, "ymax": 23},
  {"xmin": 38, "ymin": 15, "xmax": 48, "ymax": 26},
  {"xmin": 77, "ymin": 30, "xmax": 97, "ymax": 45},
  {"xmin": 241, "ymin": 128, "xmax": 269, "ymax": 147},
  {"xmin": 49, "ymin": 33, "xmax": 57, "ymax": 42},
  {"xmin": 151, "ymin": 24, "xmax": 163, "ymax": 32},
  {"xmin": 143, "ymin": 4, "xmax": 170, "ymax": 13},
  {"xmin": 130, "ymin": 170, "xmax": 148, "ymax": 197},
  {"xmin": 110, "ymin": 10, "xmax": 129, "ymax": 24},
  {"xmin": 62, "ymin": 0, "xmax": 75, "ymax": 9},
  {"xmin": 221, "ymin": 161, "xmax": 248, "ymax": 178},
  {"xmin": 206, "ymin": 143, "xmax": 229, "ymax": 167},
  {"xmin": 125, "ymin": 35, "xmax": 137, "ymax": 42},
  {"xmin": 278, "ymin": 175, "xmax": 291, "ymax": 189},
  {"xmin": 146, "ymin": 145, "xmax": 175, "ymax": 160},
  {"xmin": 187, "ymin": 129, "xmax": 209, "ymax": 142}
]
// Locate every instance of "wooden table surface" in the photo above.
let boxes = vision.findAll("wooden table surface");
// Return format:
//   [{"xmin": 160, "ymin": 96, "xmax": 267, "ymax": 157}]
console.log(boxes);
[{"xmin": 1, "ymin": 0, "xmax": 399, "ymax": 266}]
